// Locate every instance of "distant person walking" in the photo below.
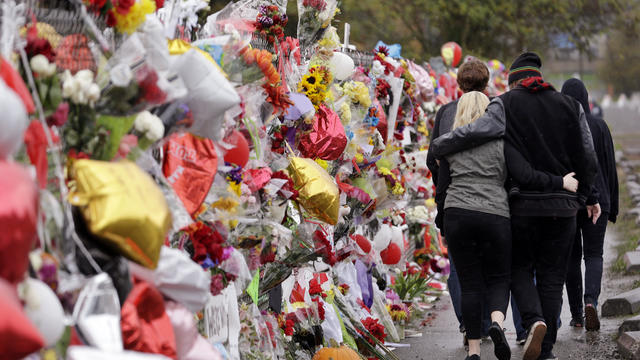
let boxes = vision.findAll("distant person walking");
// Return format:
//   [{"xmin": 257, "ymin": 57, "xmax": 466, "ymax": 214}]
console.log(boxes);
[{"xmin": 561, "ymin": 78, "xmax": 619, "ymax": 331}]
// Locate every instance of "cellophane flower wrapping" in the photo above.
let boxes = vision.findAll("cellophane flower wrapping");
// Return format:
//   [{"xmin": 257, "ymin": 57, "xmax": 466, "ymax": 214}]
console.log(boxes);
[{"xmin": 296, "ymin": 0, "xmax": 338, "ymax": 55}]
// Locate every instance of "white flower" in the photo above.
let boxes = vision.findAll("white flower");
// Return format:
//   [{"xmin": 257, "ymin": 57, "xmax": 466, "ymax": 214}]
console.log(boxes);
[
  {"xmin": 75, "ymin": 75, "xmax": 93, "ymax": 94},
  {"xmin": 371, "ymin": 60, "xmax": 385, "ymax": 78},
  {"xmin": 72, "ymin": 89, "xmax": 88, "ymax": 105},
  {"xmin": 134, "ymin": 111, "xmax": 154, "ymax": 133},
  {"xmin": 30, "ymin": 55, "xmax": 56, "ymax": 77},
  {"xmin": 75, "ymin": 69, "xmax": 94, "ymax": 84},
  {"xmin": 87, "ymin": 83, "xmax": 101, "ymax": 104},
  {"xmin": 146, "ymin": 116, "xmax": 165, "ymax": 141},
  {"xmin": 135, "ymin": 111, "xmax": 164, "ymax": 141},
  {"xmin": 62, "ymin": 78, "xmax": 79, "ymax": 99}
]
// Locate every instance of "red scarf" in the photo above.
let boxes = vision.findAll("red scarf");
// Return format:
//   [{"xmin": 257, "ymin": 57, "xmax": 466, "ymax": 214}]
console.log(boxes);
[{"xmin": 519, "ymin": 76, "xmax": 555, "ymax": 93}]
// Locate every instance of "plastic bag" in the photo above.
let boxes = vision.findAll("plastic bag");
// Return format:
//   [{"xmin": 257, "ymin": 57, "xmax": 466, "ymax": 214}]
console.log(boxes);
[
  {"xmin": 97, "ymin": 34, "xmax": 186, "ymax": 116},
  {"xmin": 170, "ymin": 49, "xmax": 241, "ymax": 141},
  {"xmin": 72, "ymin": 273, "xmax": 123, "ymax": 352},
  {"xmin": 66, "ymin": 346, "xmax": 172, "ymax": 360},
  {"xmin": 129, "ymin": 247, "xmax": 211, "ymax": 312},
  {"xmin": 296, "ymin": 0, "xmax": 338, "ymax": 54}
]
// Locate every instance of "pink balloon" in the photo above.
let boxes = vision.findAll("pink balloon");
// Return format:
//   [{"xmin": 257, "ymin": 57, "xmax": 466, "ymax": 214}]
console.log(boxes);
[{"xmin": 0, "ymin": 161, "xmax": 38, "ymax": 285}]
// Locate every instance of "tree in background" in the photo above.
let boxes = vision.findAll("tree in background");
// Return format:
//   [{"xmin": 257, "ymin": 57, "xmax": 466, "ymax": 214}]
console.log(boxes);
[
  {"xmin": 204, "ymin": 0, "xmax": 624, "ymax": 67},
  {"xmin": 599, "ymin": 1, "xmax": 640, "ymax": 95},
  {"xmin": 339, "ymin": 0, "xmax": 622, "ymax": 63}
]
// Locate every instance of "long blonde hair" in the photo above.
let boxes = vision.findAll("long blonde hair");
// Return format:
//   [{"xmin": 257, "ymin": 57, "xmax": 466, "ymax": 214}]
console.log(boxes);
[{"xmin": 452, "ymin": 91, "xmax": 490, "ymax": 130}]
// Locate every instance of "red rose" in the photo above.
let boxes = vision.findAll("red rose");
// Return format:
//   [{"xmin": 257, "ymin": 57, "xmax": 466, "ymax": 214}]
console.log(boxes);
[
  {"xmin": 113, "ymin": 0, "xmax": 135, "ymax": 14},
  {"xmin": 284, "ymin": 320, "xmax": 294, "ymax": 336},
  {"xmin": 106, "ymin": 10, "xmax": 117, "ymax": 27},
  {"xmin": 309, "ymin": 281, "xmax": 322, "ymax": 297},
  {"xmin": 88, "ymin": 0, "xmax": 107, "ymax": 10},
  {"xmin": 155, "ymin": 0, "xmax": 165, "ymax": 8},
  {"xmin": 25, "ymin": 26, "xmax": 55, "ymax": 62}
]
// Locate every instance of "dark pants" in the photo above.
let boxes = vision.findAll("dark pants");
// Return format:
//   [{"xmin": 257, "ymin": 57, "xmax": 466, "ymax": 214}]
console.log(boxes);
[
  {"xmin": 445, "ymin": 208, "xmax": 511, "ymax": 340},
  {"xmin": 510, "ymin": 215, "xmax": 576, "ymax": 356},
  {"xmin": 448, "ymin": 260, "xmax": 491, "ymax": 336},
  {"xmin": 566, "ymin": 210, "xmax": 608, "ymax": 318}
]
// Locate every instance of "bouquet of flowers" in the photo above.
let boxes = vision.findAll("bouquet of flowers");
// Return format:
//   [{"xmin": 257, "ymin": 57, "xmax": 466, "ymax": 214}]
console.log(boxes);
[
  {"xmin": 254, "ymin": 5, "xmax": 288, "ymax": 46},
  {"xmin": 296, "ymin": 0, "xmax": 338, "ymax": 54},
  {"xmin": 297, "ymin": 65, "xmax": 333, "ymax": 110}
]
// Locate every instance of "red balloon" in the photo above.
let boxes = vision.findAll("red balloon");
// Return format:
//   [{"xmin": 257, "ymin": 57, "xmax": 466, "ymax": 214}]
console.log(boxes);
[
  {"xmin": 222, "ymin": 130, "xmax": 250, "ymax": 167},
  {"xmin": 0, "ymin": 279, "xmax": 45, "ymax": 359},
  {"xmin": 350, "ymin": 234, "xmax": 371, "ymax": 254},
  {"xmin": 299, "ymin": 104, "xmax": 348, "ymax": 160},
  {"xmin": 0, "ymin": 56, "xmax": 35, "ymax": 114},
  {"xmin": 121, "ymin": 278, "xmax": 177, "ymax": 359},
  {"xmin": 0, "ymin": 161, "xmax": 38, "ymax": 285},
  {"xmin": 380, "ymin": 242, "xmax": 402, "ymax": 265},
  {"xmin": 374, "ymin": 99, "xmax": 388, "ymax": 142},
  {"xmin": 163, "ymin": 133, "xmax": 218, "ymax": 215},
  {"xmin": 441, "ymin": 42, "xmax": 462, "ymax": 68}
]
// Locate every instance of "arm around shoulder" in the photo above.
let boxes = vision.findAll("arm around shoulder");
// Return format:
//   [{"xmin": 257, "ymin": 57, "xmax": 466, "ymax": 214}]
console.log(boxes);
[{"xmin": 430, "ymin": 98, "xmax": 506, "ymax": 158}]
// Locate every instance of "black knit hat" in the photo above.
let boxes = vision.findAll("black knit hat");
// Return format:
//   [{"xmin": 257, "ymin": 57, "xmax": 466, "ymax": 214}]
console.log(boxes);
[{"xmin": 508, "ymin": 52, "xmax": 543, "ymax": 85}]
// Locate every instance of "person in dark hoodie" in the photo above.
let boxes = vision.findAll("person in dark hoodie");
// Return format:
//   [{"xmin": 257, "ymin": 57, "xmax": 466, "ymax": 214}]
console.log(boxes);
[
  {"xmin": 561, "ymin": 78, "xmax": 619, "ymax": 331},
  {"xmin": 430, "ymin": 52, "xmax": 599, "ymax": 360}
]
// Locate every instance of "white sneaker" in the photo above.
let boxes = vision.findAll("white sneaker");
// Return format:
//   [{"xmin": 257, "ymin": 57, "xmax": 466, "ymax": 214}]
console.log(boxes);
[{"xmin": 522, "ymin": 321, "xmax": 547, "ymax": 360}]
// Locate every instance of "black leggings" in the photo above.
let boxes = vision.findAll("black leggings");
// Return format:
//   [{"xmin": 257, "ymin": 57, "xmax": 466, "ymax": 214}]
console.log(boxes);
[{"xmin": 444, "ymin": 207, "xmax": 512, "ymax": 339}]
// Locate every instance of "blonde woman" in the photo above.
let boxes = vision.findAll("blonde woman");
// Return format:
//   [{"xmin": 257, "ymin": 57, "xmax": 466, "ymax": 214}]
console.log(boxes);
[{"xmin": 431, "ymin": 93, "xmax": 511, "ymax": 360}]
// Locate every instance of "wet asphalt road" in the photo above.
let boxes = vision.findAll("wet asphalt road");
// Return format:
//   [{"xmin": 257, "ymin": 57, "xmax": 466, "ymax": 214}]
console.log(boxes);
[{"xmin": 393, "ymin": 230, "xmax": 622, "ymax": 360}]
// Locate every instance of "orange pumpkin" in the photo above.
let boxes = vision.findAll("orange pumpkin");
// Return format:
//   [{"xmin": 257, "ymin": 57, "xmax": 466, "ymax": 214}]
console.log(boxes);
[{"xmin": 312, "ymin": 346, "xmax": 361, "ymax": 360}]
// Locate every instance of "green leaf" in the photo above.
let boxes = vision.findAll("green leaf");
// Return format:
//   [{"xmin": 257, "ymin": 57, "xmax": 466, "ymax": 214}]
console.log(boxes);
[
  {"xmin": 95, "ymin": 114, "xmax": 137, "ymax": 160},
  {"xmin": 48, "ymin": 76, "xmax": 63, "ymax": 110},
  {"xmin": 247, "ymin": 270, "xmax": 260, "ymax": 304}
]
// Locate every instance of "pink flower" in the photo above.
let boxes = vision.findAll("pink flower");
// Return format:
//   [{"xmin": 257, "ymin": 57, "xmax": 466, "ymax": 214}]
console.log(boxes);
[
  {"xmin": 210, "ymin": 273, "xmax": 225, "ymax": 296},
  {"xmin": 116, "ymin": 134, "xmax": 138, "ymax": 159},
  {"xmin": 46, "ymin": 102, "xmax": 69, "ymax": 127}
]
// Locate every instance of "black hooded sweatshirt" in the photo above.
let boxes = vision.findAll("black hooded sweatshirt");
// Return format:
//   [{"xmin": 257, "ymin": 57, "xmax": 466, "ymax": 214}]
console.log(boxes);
[
  {"xmin": 561, "ymin": 79, "xmax": 619, "ymax": 222},
  {"xmin": 499, "ymin": 80, "xmax": 598, "ymax": 217}
]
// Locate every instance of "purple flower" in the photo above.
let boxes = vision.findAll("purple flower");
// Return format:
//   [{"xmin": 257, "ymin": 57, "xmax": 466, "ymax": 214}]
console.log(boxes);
[
  {"xmin": 259, "ymin": 16, "xmax": 274, "ymax": 28},
  {"xmin": 221, "ymin": 246, "xmax": 234, "ymax": 262},
  {"xmin": 202, "ymin": 255, "xmax": 215, "ymax": 269}
]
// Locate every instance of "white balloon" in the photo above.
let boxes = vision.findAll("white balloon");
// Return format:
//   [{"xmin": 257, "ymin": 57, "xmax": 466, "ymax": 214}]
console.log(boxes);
[
  {"xmin": 390, "ymin": 225, "xmax": 404, "ymax": 247},
  {"xmin": 373, "ymin": 223, "xmax": 393, "ymax": 251},
  {"xmin": 21, "ymin": 278, "xmax": 65, "ymax": 347},
  {"xmin": 329, "ymin": 52, "xmax": 355, "ymax": 81},
  {"xmin": 0, "ymin": 78, "xmax": 28, "ymax": 160}
]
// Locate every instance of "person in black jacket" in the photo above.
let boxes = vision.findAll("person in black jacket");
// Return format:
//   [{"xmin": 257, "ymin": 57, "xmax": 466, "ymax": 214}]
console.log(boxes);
[
  {"xmin": 431, "ymin": 52, "xmax": 600, "ymax": 360},
  {"xmin": 561, "ymin": 78, "xmax": 619, "ymax": 332}
]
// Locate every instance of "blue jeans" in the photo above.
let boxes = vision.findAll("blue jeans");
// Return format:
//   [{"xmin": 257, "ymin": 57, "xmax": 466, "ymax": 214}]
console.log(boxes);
[{"xmin": 565, "ymin": 210, "xmax": 608, "ymax": 318}]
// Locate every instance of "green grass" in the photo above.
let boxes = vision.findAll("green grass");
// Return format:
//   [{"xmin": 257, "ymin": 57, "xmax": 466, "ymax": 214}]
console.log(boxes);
[{"xmin": 611, "ymin": 166, "xmax": 640, "ymax": 274}]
